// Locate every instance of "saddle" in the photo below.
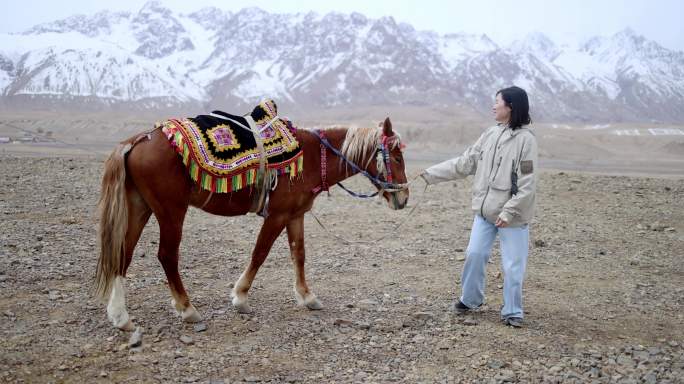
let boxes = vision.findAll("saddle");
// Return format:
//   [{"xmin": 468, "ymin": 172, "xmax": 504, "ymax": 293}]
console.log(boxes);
[{"xmin": 158, "ymin": 100, "xmax": 303, "ymax": 213}]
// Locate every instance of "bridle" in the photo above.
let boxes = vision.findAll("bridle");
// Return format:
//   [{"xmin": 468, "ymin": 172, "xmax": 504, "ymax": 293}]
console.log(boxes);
[{"xmin": 311, "ymin": 129, "xmax": 409, "ymax": 198}]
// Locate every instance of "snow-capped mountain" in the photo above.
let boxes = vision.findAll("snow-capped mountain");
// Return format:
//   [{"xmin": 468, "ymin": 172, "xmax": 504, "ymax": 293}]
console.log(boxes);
[{"xmin": 1, "ymin": 1, "xmax": 683, "ymax": 122}]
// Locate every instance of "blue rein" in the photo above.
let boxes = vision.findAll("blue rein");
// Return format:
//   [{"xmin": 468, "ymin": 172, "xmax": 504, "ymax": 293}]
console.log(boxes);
[{"xmin": 313, "ymin": 129, "xmax": 399, "ymax": 198}]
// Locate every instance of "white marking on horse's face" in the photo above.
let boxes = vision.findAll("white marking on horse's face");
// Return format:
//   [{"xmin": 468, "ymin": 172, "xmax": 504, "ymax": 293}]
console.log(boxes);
[
  {"xmin": 387, "ymin": 190, "xmax": 409, "ymax": 210},
  {"xmin": 107, "ymin": 276, "xmax": 131, "ymax": 329}
]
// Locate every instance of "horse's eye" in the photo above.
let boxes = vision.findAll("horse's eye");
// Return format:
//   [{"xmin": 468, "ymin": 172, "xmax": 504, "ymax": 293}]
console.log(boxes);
[{"xmin": 394, "ymin": 156, "xmax": 402, "ymax": 163}]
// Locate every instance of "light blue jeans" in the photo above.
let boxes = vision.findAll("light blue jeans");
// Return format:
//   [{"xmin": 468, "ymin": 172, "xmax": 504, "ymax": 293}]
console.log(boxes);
[{"xmin": 460, "ymin": 215, "xmax": 529, "ymax": 319}]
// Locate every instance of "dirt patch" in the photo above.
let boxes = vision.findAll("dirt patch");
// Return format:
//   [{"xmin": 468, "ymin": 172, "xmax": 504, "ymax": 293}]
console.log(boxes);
[{"xmin": 0, "ymin": 154, "xmax": 682, "ymax": 383}]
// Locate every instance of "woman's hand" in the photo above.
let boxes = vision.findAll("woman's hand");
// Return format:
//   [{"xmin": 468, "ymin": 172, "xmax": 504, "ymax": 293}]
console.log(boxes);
[
  {"xmin": 495, "ymin": 217, "xmax": 508, "ymax": 228},
  {"xmin": 419, "ymin": 171, "xmax": 429, "ymax": 184}
]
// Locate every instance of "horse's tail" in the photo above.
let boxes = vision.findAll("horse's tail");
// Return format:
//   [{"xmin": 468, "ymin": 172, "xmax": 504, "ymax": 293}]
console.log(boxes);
[{"xmin": 94, "ymin": 142, "xmax": 132, "ymax": 302}]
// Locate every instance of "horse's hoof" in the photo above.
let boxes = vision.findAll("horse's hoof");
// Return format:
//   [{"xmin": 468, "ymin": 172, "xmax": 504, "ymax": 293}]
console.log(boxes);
[
  {"xmin": 117, "ymin": 319, "xmax": 136, "ymax": 331},
  {"xmin": 305, "ymin": 298, "xmax": 324, "ymax": 311},
  {"xmin": 108, "ymin": 308, "xmax": 134, "ymax": 331},
  {"xmin": 232, "ymin": 295, "xmax": 252, "ymax": 314},
  {"xmin": 182, "ymin": 305, "xmax": 202, "ymax": 323},
  {"xmin": 234, "ymin": 302, "xmax": 253, "ymax": 314}
]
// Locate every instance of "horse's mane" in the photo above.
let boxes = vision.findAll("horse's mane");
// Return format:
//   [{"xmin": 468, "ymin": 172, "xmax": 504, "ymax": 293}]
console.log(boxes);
[{"xmin": 313, "ymin": 125, "xmax": 401, "ymax": 169}]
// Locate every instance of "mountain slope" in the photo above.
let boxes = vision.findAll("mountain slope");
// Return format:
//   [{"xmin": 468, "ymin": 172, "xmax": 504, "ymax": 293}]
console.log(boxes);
[{"xmin": 1, "ymin": 2, "xmax": 682, "ymax": 122}]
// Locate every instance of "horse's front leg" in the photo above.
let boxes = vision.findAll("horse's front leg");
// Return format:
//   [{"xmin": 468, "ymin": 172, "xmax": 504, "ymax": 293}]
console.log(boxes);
[
  {"xmin": 231, "ymin": 215, "xmax": 287, "ymax": 314},
  {"xmin": 286, "ymin": 215, "xmax": 323, "ymax": 310}
]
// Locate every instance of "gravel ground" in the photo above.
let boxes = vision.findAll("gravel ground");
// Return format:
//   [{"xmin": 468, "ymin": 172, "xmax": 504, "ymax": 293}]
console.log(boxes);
[{"xmin": 0, "ymin": 154, "xmax": 682, "ymax": 383}]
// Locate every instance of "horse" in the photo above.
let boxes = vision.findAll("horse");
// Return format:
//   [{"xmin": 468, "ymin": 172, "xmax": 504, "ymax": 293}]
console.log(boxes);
[{"xmin": 95, "ymin": 116, "xmax": 409, "ymax": 330}]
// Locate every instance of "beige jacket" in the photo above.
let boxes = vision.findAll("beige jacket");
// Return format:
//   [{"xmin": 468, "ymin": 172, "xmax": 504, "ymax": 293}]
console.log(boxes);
[{"xmin": 422, "ymin": 124, "xmax": 538, "ymax": 227}]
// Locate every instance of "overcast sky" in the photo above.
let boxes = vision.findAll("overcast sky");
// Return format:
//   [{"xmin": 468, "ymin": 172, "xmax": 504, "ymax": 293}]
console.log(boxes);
[{"xmin": 2, "ymin": 0, "xmax": 683, "ymax": 51}]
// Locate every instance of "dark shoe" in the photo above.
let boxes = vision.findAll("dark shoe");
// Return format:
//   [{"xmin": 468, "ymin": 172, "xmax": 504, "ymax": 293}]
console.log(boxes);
[
  {"xmin": 504, "ymin": 317, "xmax": 523, "ymax": 328},
  {"xmin": 450, "ymin": 300, "xmax": 471, "ymax": 315}
]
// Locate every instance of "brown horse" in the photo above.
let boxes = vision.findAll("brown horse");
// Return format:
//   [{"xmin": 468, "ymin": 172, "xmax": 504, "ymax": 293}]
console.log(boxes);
[{"xmin": 95, "ymin": 117, "xmax": 409, "ymax": 330}]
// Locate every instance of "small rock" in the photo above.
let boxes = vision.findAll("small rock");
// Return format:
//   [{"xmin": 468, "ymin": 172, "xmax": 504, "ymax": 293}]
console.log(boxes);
[
  {"xmin": 358, "ymin": 299, "xmax": 379, "ymax": 307},
  {"xmin": 48, "ymin": 290, "xmax": 60, "ymax": 300},
  {"xmin": 179, "ymin": 335, "xmax": 194, "ymax": 345},
  {"xmin": 284, "ymin": 375, "xmax": 302, "ymax": 383},
  {"xmin": 548, "ymin": 365, "xmax": 563, "ymax": 374},
  {"xmin": 487, "ymin": 360, "xmax": 506, "ymax": 369},
  {"xmin": 494, "ymin": 369, "xmax": 516, "ymax": 382},
  {"xmin": 650, "ymin": 223, "xmax": 666, "ymax": 231},
  {"xmin": 643, "ymin": 372, "xmax": 658, "ymax": 384},
  {"xmin": 456, "ymin": 255, "xmax": 466, "ymax": 261},
  {"xmin": 193, "ymin": 323, "xmax": 208, "ymax": 332},
  {"xmin": 244, "ymin": 376, "xmax": 261, "ymax": 382},
  {"xmin": 462, "ymin": 318, "xmax": 478, "ymax": 326},
  {"xmin": 437, "ymin": 340, "xmax": 451, "ymax": 350},
  {"xmin": 412, "ymin": 312, "xmax": 435, "ymax": 321},
  {"xmin": 333, "ymin": 318, "xmax": 353, "ymax": 327},
  {"xmin": 57, "ymin": 365, "xmax": 68, "ymax": 371},
  {"xmin": 648, "ymin": 347, "xmax": 662, "ymax": 355},
  {"xmin": 355, "ymin": 321, "xmax": 371, "ymax": 330},
  {"xmin": 668, "ymin": 340, "xmax": 679, "ymax": 347},
  {"xmin": 534, "ymin": 239, "xmax": 547, "ymax": 247},
  {"xmin": 99, "ymin": 371, "xmax": 108, "ymax": 378},
  {"xmin": 153, "ymin": 325, "xmax": 169, "ymax": 336},
  {"xmin": 412, "ymin": 335, "xmax": 426, "ymax": 343},
  {"xmin": 617, "ymin": 354, "xmax": 634, "ymax": 367}
]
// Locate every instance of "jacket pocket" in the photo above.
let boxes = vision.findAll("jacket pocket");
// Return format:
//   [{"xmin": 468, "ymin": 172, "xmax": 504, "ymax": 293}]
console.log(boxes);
[{"xmin": 489, "ymin": 157, "xmax": 512, "ymax": 191}]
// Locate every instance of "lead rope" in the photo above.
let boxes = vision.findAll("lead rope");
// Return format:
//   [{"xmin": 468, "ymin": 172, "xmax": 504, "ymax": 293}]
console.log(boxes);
[{"xmin": 308, "ymin": 174, "xmax": 428, "ymax": 246}]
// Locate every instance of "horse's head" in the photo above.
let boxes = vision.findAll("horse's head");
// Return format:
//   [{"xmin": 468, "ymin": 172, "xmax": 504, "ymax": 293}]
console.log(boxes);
[{"xmin": 374, "ymin": 117, "xmax": 409, "ymax": 210}]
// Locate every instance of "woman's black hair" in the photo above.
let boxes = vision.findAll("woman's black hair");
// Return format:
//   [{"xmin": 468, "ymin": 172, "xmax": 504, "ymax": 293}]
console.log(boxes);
[{"xmin": 497, "ymin": 86, "xmax": 531, "ymax": 129}]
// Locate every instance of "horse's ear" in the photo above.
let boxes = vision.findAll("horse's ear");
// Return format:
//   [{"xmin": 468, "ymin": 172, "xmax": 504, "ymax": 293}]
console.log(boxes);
[{"xmin": 382, "ymin": 117, "xmax": 393, "ymax": 136}]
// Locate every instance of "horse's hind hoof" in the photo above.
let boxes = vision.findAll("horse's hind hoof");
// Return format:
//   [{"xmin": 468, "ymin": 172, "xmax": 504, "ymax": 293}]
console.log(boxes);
[
  {"xmin": 232, "ymin": 295, "xmax": 253, "ymax": 314},
  {"xmin": 234, "ymin": 303, "xmax": 253, "ymax": 314},
  {"xmin": 305, "ymin": 298, "xmax": 323, "ymax": 311},
  {"xmin": 181, "ymin": 304, "xmax": 202, "ymax": 323},
  {"xmin": 117, "ymin": 319, "xmax": 136, "ymax": 332}
]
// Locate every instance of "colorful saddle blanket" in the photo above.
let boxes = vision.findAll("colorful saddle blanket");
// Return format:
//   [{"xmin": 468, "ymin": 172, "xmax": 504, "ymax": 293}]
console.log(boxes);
[{"xmin": 159, "ymin": 99, "xmax": 303, "ymax": 193}]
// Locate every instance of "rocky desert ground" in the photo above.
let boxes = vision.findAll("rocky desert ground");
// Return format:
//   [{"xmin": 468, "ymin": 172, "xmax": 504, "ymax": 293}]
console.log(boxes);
[{"xmin": 0, "ymin": 113, "xmax": 683, "ymax": 383}]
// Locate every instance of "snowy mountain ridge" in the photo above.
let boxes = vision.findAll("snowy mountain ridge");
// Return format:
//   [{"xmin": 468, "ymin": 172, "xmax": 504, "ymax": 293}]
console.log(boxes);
[{"xmin": 1, "ymin": 1, "xmax": 683, "ymax": 122}]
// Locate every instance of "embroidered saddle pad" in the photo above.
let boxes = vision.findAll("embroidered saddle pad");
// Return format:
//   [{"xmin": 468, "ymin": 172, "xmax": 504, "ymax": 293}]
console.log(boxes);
[{"xmin": 158, "ymin": 99, "xmax": 303, "ymax": 193}]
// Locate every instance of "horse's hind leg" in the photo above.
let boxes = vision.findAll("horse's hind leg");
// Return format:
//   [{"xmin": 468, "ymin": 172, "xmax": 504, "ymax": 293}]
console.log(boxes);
[
  {"xmin": 106, "ymin": 187, "xmax": 151, "ymax": 330},
  {"xmin": 286, "ymin": 215, "xmax": 322, "ymax": 310},
  {"xmin": 155, "ymin": 209, "xmax": 202, "ymax": 323}
]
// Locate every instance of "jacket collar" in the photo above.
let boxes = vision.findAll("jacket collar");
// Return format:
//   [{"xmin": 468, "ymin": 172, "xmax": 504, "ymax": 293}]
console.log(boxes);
[{"xmin": 497, "ymin": 123, "xmax": 533, "ymax": 136}]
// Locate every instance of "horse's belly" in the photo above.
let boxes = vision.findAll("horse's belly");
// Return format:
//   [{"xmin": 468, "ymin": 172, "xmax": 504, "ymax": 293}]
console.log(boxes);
[{"xmin": 190, "ymin": 190, "xmax": 253, "ymax": 216}]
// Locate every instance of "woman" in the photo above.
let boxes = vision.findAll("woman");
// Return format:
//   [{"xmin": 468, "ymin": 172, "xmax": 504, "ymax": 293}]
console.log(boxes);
[{"xmin": 421, "ymin": 86, "xmax": 538, "ymax": 327}]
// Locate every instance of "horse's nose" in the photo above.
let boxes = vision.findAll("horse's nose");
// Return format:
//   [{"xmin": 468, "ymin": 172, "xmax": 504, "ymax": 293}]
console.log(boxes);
[{"xmin": 391, "ymin": 190, "xmax": 409, "ymax": 210}]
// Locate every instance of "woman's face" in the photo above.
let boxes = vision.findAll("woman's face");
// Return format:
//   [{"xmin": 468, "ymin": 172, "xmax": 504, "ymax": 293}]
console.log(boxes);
[{"xmin": 493, "ymin": 93, "xmax": 512, "ymax": 124}]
